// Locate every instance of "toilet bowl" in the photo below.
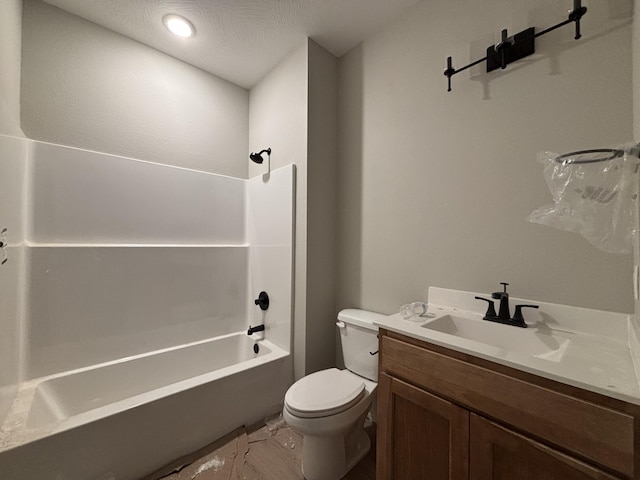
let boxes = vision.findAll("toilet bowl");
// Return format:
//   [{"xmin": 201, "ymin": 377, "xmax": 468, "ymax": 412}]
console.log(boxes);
[{"xmin": 283, "ymin": 309, "xmax": 385, "ymax": 480}]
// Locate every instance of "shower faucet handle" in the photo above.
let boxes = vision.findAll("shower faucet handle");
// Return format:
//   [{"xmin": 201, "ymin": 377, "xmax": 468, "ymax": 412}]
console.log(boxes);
[{"xmin": 254, "ymin": 291, "xmax": 269, "ymax": 311}]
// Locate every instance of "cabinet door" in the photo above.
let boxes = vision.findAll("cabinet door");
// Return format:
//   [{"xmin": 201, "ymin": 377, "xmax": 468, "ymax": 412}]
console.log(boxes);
[
  {"xmin": 377, "ymin": 373, "xmax": 469, "ymax": 480},
  {"xmin": 469, "ymin": 414, "xmax": 622, "ymax": 480}
]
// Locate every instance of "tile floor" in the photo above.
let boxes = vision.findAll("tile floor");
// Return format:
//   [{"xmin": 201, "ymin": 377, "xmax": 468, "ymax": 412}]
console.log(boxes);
[{"xmin": 144, "ymin": 416, "xmax": 376, "ymax": 480}]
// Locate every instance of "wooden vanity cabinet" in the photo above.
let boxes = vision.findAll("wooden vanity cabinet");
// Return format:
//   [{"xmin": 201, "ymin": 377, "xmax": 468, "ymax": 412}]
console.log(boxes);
[
  {"xmin": 469, "ymin": 414, "xmax": 621, "ymax": 480},
  {"xmin": 376, "ymin": 329, "xmax": 640, "ymax": 480},
  {"xmin": 377, "ymin": 373, "xmax": 469, "ymax": 479}
]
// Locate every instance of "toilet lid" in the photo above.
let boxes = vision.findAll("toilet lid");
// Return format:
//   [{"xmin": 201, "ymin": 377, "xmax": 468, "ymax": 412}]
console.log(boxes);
[{"xmin": 285, "ymin": 368, "xmax": 365, "ymax": 418}]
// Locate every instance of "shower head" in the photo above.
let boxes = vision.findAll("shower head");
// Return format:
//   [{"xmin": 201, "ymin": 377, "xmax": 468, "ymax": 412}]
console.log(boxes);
[{"xmin": 250, "ymin": 148, "xmax": 271, "ymax": 164}]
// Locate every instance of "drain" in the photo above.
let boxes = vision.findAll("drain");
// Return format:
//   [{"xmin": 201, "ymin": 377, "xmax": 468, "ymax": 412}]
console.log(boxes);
[{"xmin": 253, "ymin": 343, "xmax": 259, "ymax": 354}]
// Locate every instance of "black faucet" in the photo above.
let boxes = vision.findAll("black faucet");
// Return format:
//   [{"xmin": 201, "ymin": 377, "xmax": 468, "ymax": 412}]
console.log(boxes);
[
  {"xmin": 475, "ymin": 283, "xmax": 538, "ymax": 328},
  {"xmin": 247, "ymin": 324, "xmax": 265, "ymax": 335},
  {"xmin": 254, "ymin": 291, "xmax": 269, "ymax": 311},
  {"xmin": 492, "ymin": 282, "xmax": 511, "ymax": 321}
]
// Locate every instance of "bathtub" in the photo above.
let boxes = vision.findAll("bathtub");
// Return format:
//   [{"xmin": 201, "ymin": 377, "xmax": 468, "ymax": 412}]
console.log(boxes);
[
  {"xmin": 0, "ymin": 139, "xmax": 295, "ymax": 478},
  {"xmin": 0, "ymin": 332, "xmax": 291, "ymax": 480}
]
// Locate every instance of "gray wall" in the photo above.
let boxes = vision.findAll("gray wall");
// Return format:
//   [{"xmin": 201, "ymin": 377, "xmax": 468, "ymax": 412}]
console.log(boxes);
[
  {"xmin": 0, "ymin": 0, "xmax": 25, "ymax": 426},
  {"xmin": 249, "ymin": 39, "xmax": 340, "ymax": 378},
  {"xmin": 306, "ymin": 41, "xmax": 339, "ymax": 374},
  {"xmin": 0, "ymin": 0, "xmax": 24, "ymax": 136},
  {"xmin": 0, "ymin": 136, "xmax": 27, "ymax": 426},
  {"xmin": 249, "ymin": 42, "xmax": 309, "ymax": 380},
  {"xmin": 337, "ymin": 0, "xmax": 634, "ymax": 314},
  {"xmin": 19, "ymin": 0, "xmax": 340, "ymax": 380},
  {"xmin": 633, "ymin": 0, "xmax": 639, "ymax": 319},
  {"xmin": 634, "ymin": 0, "xmax": 639, "ymax": 142},
  {"xmin": 21, "ymin": 0, "xmax": 249, "ymax": 176}
]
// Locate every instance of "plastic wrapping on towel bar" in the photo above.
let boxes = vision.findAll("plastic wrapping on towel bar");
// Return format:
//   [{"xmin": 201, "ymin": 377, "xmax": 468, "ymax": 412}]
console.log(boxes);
[{"xmin": 528, "ymin": 144, "xmax": 640, "ymax": 254}]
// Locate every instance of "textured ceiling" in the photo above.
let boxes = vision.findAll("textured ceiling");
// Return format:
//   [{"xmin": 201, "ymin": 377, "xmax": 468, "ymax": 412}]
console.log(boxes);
[{"xmin": 42, "ymin": 0, "xmax": 420, "ymax": 88}]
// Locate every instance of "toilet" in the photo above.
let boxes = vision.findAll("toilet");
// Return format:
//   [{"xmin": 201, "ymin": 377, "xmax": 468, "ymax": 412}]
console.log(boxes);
[{"xmin": 283, "ymin": 309, "xmax": 385, "ymax": 480}]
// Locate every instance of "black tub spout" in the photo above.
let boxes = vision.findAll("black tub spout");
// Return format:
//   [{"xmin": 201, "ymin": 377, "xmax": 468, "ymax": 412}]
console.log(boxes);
[{"xmin": 247, "ymin": 324, "xmax": 265, "ymax": 335}]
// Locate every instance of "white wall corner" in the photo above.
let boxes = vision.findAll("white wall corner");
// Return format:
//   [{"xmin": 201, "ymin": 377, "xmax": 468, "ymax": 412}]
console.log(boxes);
[
  {"xmin": 306, "ymin": 39, "xmax": 339, "ymax": 374},
  {"xmin": 249, "ymin": 39, "xmax": 309, "ymax": 380},
  {"xmin": 245, "ymin": 164, "xmax": 295, "ymax": 355}
]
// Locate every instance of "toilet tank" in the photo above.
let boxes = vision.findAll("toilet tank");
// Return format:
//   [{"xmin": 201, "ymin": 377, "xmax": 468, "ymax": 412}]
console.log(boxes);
[{"xmin": 337, "ymin": 309, "xmax": 386, "ymax": 382}]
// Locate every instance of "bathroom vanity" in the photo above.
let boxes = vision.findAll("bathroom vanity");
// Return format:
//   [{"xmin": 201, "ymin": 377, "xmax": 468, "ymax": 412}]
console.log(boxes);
[{"xmin": 375, "ymin": 288, "xmax": 640, "ymax": 480}]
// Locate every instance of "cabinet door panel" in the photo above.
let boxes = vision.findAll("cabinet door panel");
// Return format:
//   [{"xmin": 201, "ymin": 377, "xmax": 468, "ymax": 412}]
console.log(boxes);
[
  {"xmin": 377, "ymin": 373, "xmax": 469, "ymax": 480},
  {"xmin": 469, "ymin": 414, "xmax": 621, "ymax": 480}
]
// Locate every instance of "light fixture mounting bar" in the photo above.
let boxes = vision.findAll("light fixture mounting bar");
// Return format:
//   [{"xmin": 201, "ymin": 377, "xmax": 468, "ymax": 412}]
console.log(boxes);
[{"xmin": 444, "ymin": 1, "xmax": 587, "ymax": 92}]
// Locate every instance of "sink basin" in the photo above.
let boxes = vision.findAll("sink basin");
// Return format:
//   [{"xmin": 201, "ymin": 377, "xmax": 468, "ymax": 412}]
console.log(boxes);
[{"xmin": 421, "ymin": 314, "xmax": 571, "ymax": 362}]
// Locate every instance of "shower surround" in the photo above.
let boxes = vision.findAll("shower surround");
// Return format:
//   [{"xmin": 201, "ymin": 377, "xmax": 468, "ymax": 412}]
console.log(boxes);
[{"xmin": 0, "ymin": 135, "xmax": 294, "ymax": 479}]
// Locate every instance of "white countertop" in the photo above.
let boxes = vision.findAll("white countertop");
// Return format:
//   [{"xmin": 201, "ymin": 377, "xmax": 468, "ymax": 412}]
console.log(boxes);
[{"xmin": 375, "ymin": 287, "xmax": 640, "ymax": 406}]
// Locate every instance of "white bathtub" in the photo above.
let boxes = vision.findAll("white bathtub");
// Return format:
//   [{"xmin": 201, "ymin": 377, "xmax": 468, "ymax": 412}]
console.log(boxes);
[{"xmin": 0, "ymin": 332, "xmax": 291, "ymax": 480}]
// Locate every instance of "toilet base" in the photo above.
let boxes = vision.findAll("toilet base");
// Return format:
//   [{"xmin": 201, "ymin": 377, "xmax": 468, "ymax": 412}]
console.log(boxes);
[
  {"xmin": 299, "ymin": 411, "xmax": 371, "ymax": 480},
  {"xmin": 283, "ymin": 369, "xmax": 377, "ymax": 480}
]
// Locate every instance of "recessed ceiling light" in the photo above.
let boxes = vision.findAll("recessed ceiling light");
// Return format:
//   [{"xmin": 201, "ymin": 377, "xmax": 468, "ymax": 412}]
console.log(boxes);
[{"xmin": 163, "ymin": 14, "xmax": 195, "ymax": 38}]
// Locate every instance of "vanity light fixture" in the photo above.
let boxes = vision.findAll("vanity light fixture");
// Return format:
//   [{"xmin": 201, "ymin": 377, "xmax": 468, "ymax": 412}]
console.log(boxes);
[
  {"xmin": 163, "ymin": 14, "xmax": 195, "ymax": 38},
  {"xmin": 444, "ymin": 0, "xmax": 587, "ymax": 92}
]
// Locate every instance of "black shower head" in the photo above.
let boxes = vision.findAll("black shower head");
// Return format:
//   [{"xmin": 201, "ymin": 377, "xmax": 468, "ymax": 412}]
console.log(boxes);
[
  {"xmin": 250, "ymin": 148, "xmax": 271, "ymax": 164},
  {"xmin": 249, "ymin": 153, "xmax": 263, "ymax": 164}
]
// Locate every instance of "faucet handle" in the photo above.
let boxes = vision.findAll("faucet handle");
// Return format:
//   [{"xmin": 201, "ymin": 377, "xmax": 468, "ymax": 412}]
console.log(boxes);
[
  {"xmin": 254, "ymin": 291, "xmax": 269, "ymax": 311},
  {"xmin": 512, "ymin": 304, "xmax": 539, "ymax": 327},
  {"xmin": 475, "ymin": 296, "xmax": 497, "ymax": 319}
]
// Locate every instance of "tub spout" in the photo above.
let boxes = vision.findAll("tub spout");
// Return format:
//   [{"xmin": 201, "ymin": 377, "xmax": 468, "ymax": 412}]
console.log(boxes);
[{"xmin": 247, "ymin": 324, "xmax": 265, "ymax": 335}]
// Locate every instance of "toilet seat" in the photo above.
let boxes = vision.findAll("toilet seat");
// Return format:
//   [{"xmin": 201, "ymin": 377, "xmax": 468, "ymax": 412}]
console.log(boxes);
[{"xmin": 285, "ymin": 368, "xmax": 365, "ymax": 419}]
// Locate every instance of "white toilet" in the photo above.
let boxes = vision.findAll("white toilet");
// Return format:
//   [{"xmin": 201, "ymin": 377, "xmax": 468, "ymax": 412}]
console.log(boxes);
[{"xmin": 283, "ymin": 309, "xmax": 385, "ymax": 480}]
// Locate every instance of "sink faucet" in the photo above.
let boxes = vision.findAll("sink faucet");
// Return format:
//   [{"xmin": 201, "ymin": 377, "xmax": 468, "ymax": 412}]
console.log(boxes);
[
  {"xmin": 492, "ymin": 282, "xmax": 511, "ymax": 321},
  {"xmin": 475, "ymin": 283, "xmax": 538, "ymax": 328}
]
